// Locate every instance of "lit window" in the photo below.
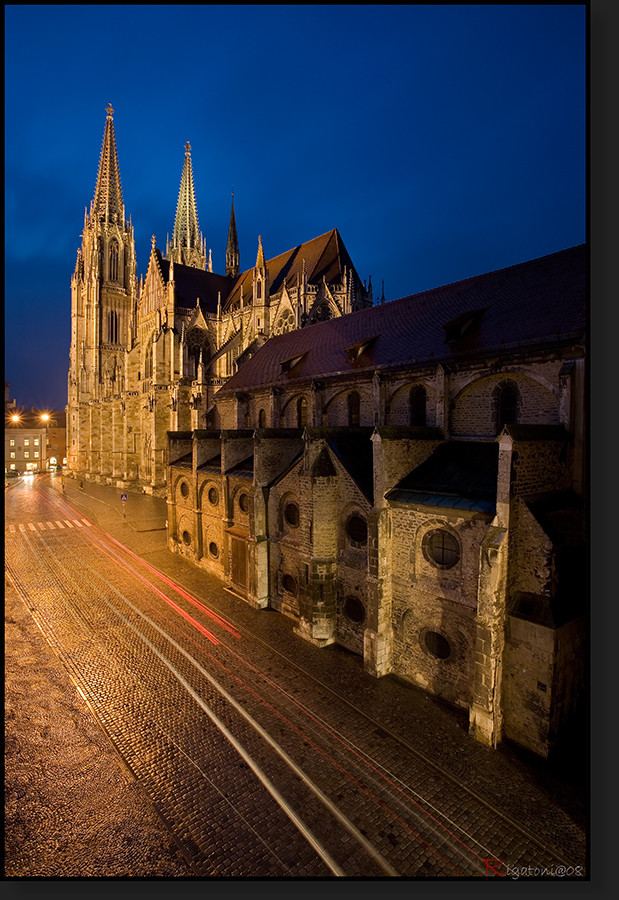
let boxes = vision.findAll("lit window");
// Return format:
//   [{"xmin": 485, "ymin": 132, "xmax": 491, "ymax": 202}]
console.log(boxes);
[
  {"xmin": 10, "ymin": 464, "xmax": 15, "ymax": 470},
  {"xmin": 10, "ymin": 452, "xmax": 15, "ymax": 459},
  {"xmin": 34, "ymin": 438, "xmax": 40, "ymax": 446},
  {"xmin": 24, "ymin": 439, "xmax": 30, "ymax": 447},
  {"xmin": 9, "ymin": 439, "xmax": 15, "ymax": 447},
  {"xmin": 24, "ymin": 451, "xmax": 30, "ymax": 459},
  {"xmin": 34, "ymin": 451, "xmax": 39, "ymax": 458}
]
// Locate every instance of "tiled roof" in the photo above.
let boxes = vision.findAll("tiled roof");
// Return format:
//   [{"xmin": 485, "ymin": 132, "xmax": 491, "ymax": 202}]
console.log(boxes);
[
  {"xmin": 386, "ymin": 441, "xmax": 499, "ymax": 514},
  {"xmin": 218, "ymin": 244, "xmax": 586, "ymax": 396},
  {"xmin": 223, "ymin": 228, "xmax": 361, "ymax": 311},
  {"xmin": 156, "ymin": 252, "xmax": 234, "ymax": 314}
]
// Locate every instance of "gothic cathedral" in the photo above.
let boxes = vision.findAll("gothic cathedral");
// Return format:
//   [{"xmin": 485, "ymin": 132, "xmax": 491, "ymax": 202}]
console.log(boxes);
[{"xmin": 67, "ymin": 105, "xmax": 372, "ymax": 492}]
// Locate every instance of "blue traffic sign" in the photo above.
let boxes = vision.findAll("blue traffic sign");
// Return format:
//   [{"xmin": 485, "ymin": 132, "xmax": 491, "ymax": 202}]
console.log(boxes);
[{"xmin": 120, "ymin": 493, "xmax": 128, "ymax": 502}]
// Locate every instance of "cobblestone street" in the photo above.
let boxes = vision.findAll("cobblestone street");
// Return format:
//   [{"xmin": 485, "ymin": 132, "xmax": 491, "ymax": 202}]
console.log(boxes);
[{"xmin": 4, "ymin": 474, "xmax": 587, "ymax": 879}]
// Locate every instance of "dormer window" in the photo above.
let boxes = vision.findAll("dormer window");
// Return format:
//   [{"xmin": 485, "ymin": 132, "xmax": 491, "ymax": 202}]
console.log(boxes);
[
  {"xmin": 345, "ymin": 337, "xmax": 376, "ymax": 363},
  {"xmin": 443, "ymin": 309, "xmax": 485, "ymax": 344},
  {"xmin": 281, "ymin": 350, "xmax": 308, "ymax": 374}
]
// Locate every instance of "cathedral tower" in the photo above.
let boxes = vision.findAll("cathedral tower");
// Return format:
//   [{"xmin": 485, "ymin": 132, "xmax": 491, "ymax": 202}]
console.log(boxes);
[
  {"xmin": 166, "ymin": 142, "xmax": 207, "ymax": 270},
  {"xmin": 67, "ymin": 104, "xmax": 137, "ymax": 476}
]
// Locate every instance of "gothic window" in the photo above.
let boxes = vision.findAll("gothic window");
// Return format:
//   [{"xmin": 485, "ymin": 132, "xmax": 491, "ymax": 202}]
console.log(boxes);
[
  {"xmin": 409, "ymin": 385, "xmax": 427, "ymax": 427},
  {"xmin": 345, "ymin": 514, "xmax": 368, "ymax": 546},
  {"xmin": 258, "ymin": 408, "xmax": 267, "ymax": 428},
  {"xmin": 311, "ymin": 304, "xmax": 332, "ymax": 323},
  {"xmin": 256, "ymin": 279, "xmax": 262, "ymax": 300},
  {"xmin": 109, "ymin": 241, "xmax": 119, "ymax": 282},
  {"xmin": 144, "ymin": 337, "xmax": 153, "ymax": 379},
  {"xmin": 186, "ymin": 327, "xmax": 211, "ymax": 380},
  {"xmin": 496, "ymin": 381, "xmax": 519, "ymax": 433},
  {"xmin": 108, "ymin": 310, "xmax": 119, "ymax": 344},
  {"xmin": 274, "ymin": 308, "xmax": 295, "ymax": 335},
  {"xmin": 296, "ymin": 396, "xmax": 308, "ymax": 428},
  {"xmin": 348, "ymin": 391, "xmax": 361, "ymax": 426}
]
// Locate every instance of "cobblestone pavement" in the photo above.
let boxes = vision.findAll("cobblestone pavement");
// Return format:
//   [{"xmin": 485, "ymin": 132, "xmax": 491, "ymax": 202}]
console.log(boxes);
[{"xmin": 4, "ymin": 472, "xmax": 588, "ymax": 879}]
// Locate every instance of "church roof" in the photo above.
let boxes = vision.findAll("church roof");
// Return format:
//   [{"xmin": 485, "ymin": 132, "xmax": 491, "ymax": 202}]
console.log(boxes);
[
  {"xmin": 217, "ymin": 244, "xmax": 586, "ymax": 395},
  {"xmin": 156, "ymin": 227, "xmax": 364, "ymax": 315},
  {"xmin": 222, "ymin": 228, "xmax": 361, "ymax": 310},
  {"xmin": 156, "ymin": 253, "xmax": 232, "ymax": 314}
]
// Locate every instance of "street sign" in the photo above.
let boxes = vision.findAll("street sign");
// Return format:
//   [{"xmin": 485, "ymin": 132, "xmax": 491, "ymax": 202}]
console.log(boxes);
[{"xmin": 120, "ymin": 493, "xmax": 128, "ymax": 502}]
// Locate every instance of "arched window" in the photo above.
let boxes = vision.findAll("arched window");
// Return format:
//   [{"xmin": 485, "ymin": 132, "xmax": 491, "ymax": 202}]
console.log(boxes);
[
  {"xmin": 348, "ymin": 391, "xmax": 360, "ymax": 426},
  {"xmin": 108, "ymin": 310, "xmax": 118, "ymax": 344},
  {"xmin": 256, "ymin": 279, "xmax": 262, "ymax": 300},
  {"xmin": 109, "ymin": 241, "xmax": 119, "ymax": 282},
  {"xmin": 496, "ymin": 382, "xmax": 518, "ymax": 432},
  {"xmin": 296, "ymin": 396, "xmax": 308, "ymax": 428},
  {"xmin": 258, "ymin": 408, "xmax": 267, "ymax": 428},
  {"xmin": 409, "ymin": 385, "xmax": 427, "ymax": 427}
]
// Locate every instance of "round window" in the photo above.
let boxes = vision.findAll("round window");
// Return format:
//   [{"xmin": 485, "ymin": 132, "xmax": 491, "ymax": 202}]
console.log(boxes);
[
  {"xmin": 239, "ymin": 493, "xmax": 249, "ymax": 513},
  {"xmin": 424, "ymin": 630, "xmax": 451, "ymax": 660},
  {"xmin": 346, "ymin": 514, "xmax": 368, "ymax": 545},
  {"xmin": 282, "ymin": 573, "xmax": 297, "ymax": 595},
  {"xmin": 209, "ymin": 541, "xmax": 219, "ymax": 558},
  {"xmin": 208, "ymin": 487, "xmax": 219, "ymax": 506},
  {"xmin": 180, "ymin": 481, "xmax": 189, "ymax": 498},
  {"xmin": 182, "ymin": 530, "xmax": 191, "ymax": 546},
  {"xmin": 423, "ymin": 529, "xmax": 460, "ymax": 568},
  {"xmin": 343, "ymin": 595, "xmax": 365, "ymax": 624},
  {"xmin": 284, "ymin": 502, "xmax": 300, "ymax": 528}
]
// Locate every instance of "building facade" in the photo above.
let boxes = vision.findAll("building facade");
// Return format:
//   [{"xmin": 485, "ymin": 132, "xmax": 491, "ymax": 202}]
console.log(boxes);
[
  {"xmin": 166, "ymin": 244, "xmax": 587, "ymax": 757},
  {"xmin": 4, "ymin": 407, "xmax": 66, "ymax": 474},
  {"xmin": 66, "ymin": 106, "xmax": 371, "ymax": 492}
]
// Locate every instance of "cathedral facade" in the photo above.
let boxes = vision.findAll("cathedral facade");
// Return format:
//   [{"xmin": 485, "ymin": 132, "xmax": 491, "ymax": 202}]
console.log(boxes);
[{"xmin": 66, "ymin": 106, "xmax": 371, "ymax": 490}]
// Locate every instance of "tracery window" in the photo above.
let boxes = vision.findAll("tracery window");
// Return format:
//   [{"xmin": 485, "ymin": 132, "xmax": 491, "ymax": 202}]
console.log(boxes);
[
  {"xmin": 186, "ymin": 327, "xmax": 211, "ymax": 380},
  {"xmin": 144, "ymin": 338, "xmax": 153, "ymax": 379},
  {"xmin": 311, "ymin": 304, "xmax": 332, "ymax": 323},
  {"xmin": 273, "ymin": 308, "xmax": 295, "ymax": 335}
]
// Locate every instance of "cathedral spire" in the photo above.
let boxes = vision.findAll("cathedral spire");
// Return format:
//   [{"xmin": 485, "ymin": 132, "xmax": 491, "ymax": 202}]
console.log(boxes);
[
  {"xmin": 225, "ymin": 191, "xmax": 240, "ymax": 277},
  {"xmin": 168, "ymin": 141, "xmax": 206, "ymax": 269},
  {"xmin": 91, "ymin": 103, "xmax": 124, "ymax": 224}
]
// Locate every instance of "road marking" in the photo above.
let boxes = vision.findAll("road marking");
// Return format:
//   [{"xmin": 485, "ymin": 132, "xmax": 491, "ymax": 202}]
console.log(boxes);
[
  {"xmin": 46, "ymin": 521, "xmax": 56, "ymax": 529},
  {"xmin": 73, "ymin": 519, "xmax": 84, "ymax": 528},
  {"xmin": 28, "ymin": 523, "xmax": 37, "ymax": 531},
  {"xmin": 55, "ymin": 520, "xmax": 65, "ymax": 529},
  {"xmin": 81, "ymin": 518, "xmax": 92, "ymax": 527},
  {"xmin": 18, "ymin": 524, "xmax": 26, "ymax": 533},
  {"xmin": 63, "ymin": 520, "xmax": 74, "ymax": 528},
  {"xmin": 38, "ymin": 522, "xmax": 47, "ymax": 530},
  {"xmin": 8, "ymin": 524, "xmax": 16, "ymax": 533}
]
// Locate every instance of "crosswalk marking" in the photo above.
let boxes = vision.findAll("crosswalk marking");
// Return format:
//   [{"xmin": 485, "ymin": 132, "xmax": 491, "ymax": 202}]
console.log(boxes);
[{"xmin": 7, "ymin": 518, "xmax": 95, "ymax": 534}]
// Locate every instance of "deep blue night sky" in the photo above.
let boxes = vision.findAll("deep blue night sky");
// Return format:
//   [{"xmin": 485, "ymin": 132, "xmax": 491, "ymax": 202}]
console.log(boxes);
[{"xmin": 5, "ymin": 4, "xmax": 586, "ymax": 411}]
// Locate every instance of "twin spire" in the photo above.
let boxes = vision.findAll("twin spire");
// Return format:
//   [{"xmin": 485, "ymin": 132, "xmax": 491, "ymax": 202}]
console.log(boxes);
[
  {"xmin": 167, "ymin": 141, "xmax": 206, "ymax": 269},
  {"xmin": 91, "ymin": 107, "xmax": 242, "ymax": 276},
  {"xmin": 91, "ymin": 103, "xmax": 125, "ymax": 225}
]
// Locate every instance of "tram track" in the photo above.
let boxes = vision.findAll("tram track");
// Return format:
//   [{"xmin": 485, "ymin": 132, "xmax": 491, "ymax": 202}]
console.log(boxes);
[{"xmin": 5, "ymin": 479, "xmax": 586, "ymax": 876}]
